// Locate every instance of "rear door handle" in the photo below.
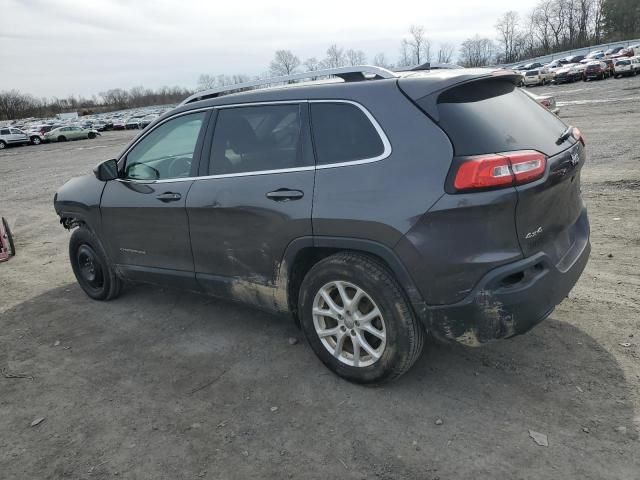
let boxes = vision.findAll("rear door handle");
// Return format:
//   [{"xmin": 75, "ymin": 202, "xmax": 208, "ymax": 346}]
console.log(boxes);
[
  {"xmin": 156, "ymin": 192, "xmax": 182, "ymax": 202},
  {"xmin": 266, "ymin": 189, "xmax": 304, "ymax": 201}
]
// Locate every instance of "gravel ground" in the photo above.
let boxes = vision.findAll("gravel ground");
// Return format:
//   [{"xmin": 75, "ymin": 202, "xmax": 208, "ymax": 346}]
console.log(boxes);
[{"xmin": 1, "ymin": 77, "xmax": 639, "ymax": 480}]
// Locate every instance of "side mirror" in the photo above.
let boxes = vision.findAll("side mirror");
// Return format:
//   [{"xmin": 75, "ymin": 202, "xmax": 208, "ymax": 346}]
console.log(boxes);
[{"xmin": 93, "ymin": 159, "xmax": 119, "ymax": 181}]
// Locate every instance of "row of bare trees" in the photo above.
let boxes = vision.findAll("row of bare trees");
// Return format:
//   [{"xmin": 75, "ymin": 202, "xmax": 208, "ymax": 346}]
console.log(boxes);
[{"xmin": 0, "ymin": 86, "xmax": 193, "ymax": 121}]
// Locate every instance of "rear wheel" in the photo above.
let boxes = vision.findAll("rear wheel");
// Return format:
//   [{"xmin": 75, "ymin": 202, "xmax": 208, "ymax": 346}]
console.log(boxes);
[
  {"xmin": 298, "ymin": 252, "xmax": 424, "ymax": 384},
  {"xmin": 69, "ymin": 227, "xmax": 122, "ymax": 301},
  {"xmin": 88, "ymin": 132, "xmax": 96, "ymax": 139},
  {"xmin": 58, "ymin": 135, "xmax": 67, "ymax": 142},
  {"xmin": 31, "ymin": 136, "xmax": 41, "ymax": 145},
  {"xmin": 0, "ymin": 141, "xmax": 5, "ymax": 149}
]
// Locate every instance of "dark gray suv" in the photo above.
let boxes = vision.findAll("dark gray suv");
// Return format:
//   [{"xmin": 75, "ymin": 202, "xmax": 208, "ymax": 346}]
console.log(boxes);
[{"xmin": 54, "ymin": 66, "xmax": 590, "ymax": 383}]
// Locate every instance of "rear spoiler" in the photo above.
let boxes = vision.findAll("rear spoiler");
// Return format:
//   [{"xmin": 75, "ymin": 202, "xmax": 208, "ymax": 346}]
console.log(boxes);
[{"xmin": 399, "ymin": 69, "xmax": 522, "ymax": 122}]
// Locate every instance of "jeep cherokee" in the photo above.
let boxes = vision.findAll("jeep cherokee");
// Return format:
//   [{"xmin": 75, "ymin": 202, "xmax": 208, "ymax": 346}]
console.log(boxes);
[{"xmin": 54, "ymin": 66, "xmax": 590, "ymax": 383}]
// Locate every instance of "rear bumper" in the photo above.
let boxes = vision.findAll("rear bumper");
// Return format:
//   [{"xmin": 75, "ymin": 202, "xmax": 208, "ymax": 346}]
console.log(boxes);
[{"xmin": 425, "ymin": 213, "xmax": 590, "ymax": 346}]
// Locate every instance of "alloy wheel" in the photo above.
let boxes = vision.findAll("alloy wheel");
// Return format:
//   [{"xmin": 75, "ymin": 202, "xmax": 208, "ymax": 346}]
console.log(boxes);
[{"xmin": 312, "ymin": 281, "xmax": 386, "ymax": 367}]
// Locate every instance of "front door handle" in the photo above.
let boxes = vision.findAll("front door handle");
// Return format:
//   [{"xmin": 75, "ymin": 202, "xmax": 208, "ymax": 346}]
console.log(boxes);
[
  {"xmin": 156, "ymin": 192, "xmax": 182, "ymax": 202},
  {"xmin": 266, "ymin": 189, "xmax": 304, "ymax": 201}
]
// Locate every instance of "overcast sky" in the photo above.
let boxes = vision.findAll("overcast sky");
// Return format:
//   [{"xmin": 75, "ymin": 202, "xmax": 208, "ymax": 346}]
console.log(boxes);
[{"xmin": 0, "ymin": 0, "xmax": 538, "ymax": 98}]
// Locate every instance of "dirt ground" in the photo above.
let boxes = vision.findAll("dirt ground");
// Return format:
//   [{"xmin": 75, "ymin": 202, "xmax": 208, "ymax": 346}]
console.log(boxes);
[{"xmin": 1, "ymin": 77, "xmax": 639, "ymax": 480}]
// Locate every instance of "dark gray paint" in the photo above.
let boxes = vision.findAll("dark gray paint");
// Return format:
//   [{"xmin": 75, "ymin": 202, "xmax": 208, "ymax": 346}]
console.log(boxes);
[{"xmin": 54, "ymin": 68, "xmax": 590, "ymax": 345}]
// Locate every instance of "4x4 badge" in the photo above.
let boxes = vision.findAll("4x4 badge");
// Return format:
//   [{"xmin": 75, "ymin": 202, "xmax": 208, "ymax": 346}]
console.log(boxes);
[{"xmin": 525, "ymin": 226, "xmax": 543, "ymax": 239}]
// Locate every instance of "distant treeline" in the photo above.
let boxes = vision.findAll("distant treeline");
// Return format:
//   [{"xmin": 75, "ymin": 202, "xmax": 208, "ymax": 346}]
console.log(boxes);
[{"xmin": 0, "ymin": 86, "xmax": 192, "ymax": 121}]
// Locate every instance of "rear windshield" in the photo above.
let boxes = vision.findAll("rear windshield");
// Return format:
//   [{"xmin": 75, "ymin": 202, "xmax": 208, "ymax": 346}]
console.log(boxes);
[
  {"xmin": 431, "ymin": 79, "xmax": 568, "ymax": 157},
  {"xmin": 525, "ymin": 70, "xmax": 538, "ymax": 76},
  {"xmin": 617, "ymin": 60, "xmax": 630, "ymax": 65}
]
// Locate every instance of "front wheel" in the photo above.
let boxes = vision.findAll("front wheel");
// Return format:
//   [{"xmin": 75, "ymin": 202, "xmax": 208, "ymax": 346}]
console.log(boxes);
[
  {"xmin": 58, "ymin": 135, "xmax": 67, "ymax": 142},
  {"xmin": 0, "ymin": 141, "xmax": 5, "ymax": 149},
  {"xmin": 298, "ymin": 252, "xmax": 424, "ymax": 384},
  {"xmin": 69, "ymin": 227, "xmax": 122, "ymax": 301},
  {"xmin": 88, "ymin": 132, "xmax": 96, "ymax": 139}
]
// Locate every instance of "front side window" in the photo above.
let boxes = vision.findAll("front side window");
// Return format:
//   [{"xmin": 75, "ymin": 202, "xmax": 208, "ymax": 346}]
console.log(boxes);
[
  {"xmin": 124, "ymin": 112, "xmax": 206, "ymax": 180},
  {"xmin": 310, "ymin": 103, "xmax": 385, "ymax": 165},
  {"xmin": 209, "ymin": 104, "xmax": 304, "ymax": 175}
]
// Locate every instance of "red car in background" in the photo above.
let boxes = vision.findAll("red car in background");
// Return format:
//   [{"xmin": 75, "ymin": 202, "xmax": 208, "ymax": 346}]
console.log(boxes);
[{"xmin": 584, "ymin": 61, "xmax": 609, "ymax": 80}]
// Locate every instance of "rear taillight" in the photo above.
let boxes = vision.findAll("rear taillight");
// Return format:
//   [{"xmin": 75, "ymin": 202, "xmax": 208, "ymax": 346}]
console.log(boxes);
[
  {"xmin": 571, "ymin": 127, "xmax": 585, "ymax": 145},
  {"xmin": 453, "ymin": 151, "xmax": 547, "ymax": 191}
]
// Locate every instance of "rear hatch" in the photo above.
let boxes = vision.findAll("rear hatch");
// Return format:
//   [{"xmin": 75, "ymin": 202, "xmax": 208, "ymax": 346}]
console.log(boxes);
[{"xmin": 401, "ymin": 75, "xmax": 586, "ymax": 265}]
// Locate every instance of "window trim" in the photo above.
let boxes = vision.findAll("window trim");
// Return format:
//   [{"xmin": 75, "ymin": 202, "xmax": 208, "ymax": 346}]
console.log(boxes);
[
  {"xmin": 116, "ymin": 107, "xmax": 211, "ymax": 183},
  {"xmin": 118, "ymin": 100, "xmax": 391, "ymax": 184}
]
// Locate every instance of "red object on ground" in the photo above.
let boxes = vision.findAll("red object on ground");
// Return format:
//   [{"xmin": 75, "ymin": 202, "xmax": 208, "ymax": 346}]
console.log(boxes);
[{"xmin": 0, "ymin": 217, "xmax": 15, "ymax": 262}]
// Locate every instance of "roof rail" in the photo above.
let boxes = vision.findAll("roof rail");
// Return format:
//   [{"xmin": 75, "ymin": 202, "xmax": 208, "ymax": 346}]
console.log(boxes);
[{"xmin": 180, "ymin": 65, "xmax": 398, "ymax": 105}]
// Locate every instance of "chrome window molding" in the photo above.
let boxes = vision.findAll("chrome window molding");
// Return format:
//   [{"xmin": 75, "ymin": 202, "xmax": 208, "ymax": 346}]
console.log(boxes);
[{"xmin": 118, "ymin": 100, "xmax": 392, "ymax": 184}]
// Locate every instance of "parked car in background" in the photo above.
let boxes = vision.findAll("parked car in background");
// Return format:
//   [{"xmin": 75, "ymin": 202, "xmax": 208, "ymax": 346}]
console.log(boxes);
[
  {"xmin": 613, "ymin": 58, "xmax": 639, "ymax": 77},
  {"xmin": 604, "ymin": 46, "xmax": 624, "ymax": 56},
  {"xmin": 112, "ymin": 119, "xmax": 126, "ymax": 130},
  {"xmin": 611, "ymin": 48, "xmax": 635, "ymax": 59},
  {"xmin": 521, "ymin": 89, "xmax": 560, "ymax": 115},
  {"xmin": 0, "ymin": 127, "xmax": 30, "ymax": 149},
  {"xmin": 586, "ymin": 50, "xmax": 605, "ymax": 59},
  {"xmin": 25, "ymin": 124, "xmax": 59, "ymax": 144},
  {"xmin": 565, "ymin": 55, "xmax": 586, "ymax": 63},
  {"xmin": 554, "ymin": 64, "xmax": 582, "ymax": 83},
  {"xmin": 629, "ymin": 44, "xmax": 640, "ymax": 55},
  {"xmin": 523, "ymin": 67, "xmax": 553, "ymax": 86},
  {"xmin": 139, "ymin": 115, "xmax": 158, "ymax": 129},
  {"xmin": 523, "ymin": 62, "xmax": 544, "ymax": 70},
  {"xmin": 125, "ymin": 118, "xmax": 143, "ymax": 129},
  {"xmin": 602, "ymin": 58, "xmax": 615, "ymax": 77},
  {"xmin": 44, "ymin": 126, "xmax": 100, "ymax": 142},
  {"xmin": 584, "ymin": 61, "xmax": 609, "ymax": 80}
]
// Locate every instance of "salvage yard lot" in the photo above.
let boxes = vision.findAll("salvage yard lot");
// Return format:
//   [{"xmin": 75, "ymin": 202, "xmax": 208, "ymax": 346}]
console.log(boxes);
[{"xmin": 1, "ymin": 78, "xmax": 639, "ymax": 480}]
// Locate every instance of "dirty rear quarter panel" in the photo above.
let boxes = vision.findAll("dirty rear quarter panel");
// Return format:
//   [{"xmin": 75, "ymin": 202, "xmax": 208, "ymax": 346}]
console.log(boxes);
[
  {"xmin": 311, "ymin": 82, "xmax": 453, "ymax": 247},
  {"xmin": 394, "ymin": 187, "xmax": 523, "ymax": 306}
]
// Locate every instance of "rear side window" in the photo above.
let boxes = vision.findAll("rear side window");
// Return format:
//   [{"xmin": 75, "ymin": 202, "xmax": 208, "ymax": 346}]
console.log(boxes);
[
  {"xmin": 209, "ymin": 104, "xmax": 305, "ymax": 175},
  {"xmin": 310, "ymin": 103, "xmax": 384, "ymax": 165},
  {"xmin": 432, "ymin": 80, "xmax": 568, "ymax": 157}
]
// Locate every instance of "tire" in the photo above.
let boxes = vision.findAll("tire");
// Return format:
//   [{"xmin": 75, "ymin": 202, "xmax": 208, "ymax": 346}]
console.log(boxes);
[
  {"xmin": 69, "ymin": 227, "xmax": 122, "ymax": 301},
  {"xmin": 88, "ymin": 132, "xmax": 96, "ymax": 139},
  {"xmin": 298, "ymin": 252, "xmax": 424, "ymax": 384},
  {"xmin": 31, "ymin": 136, "xmax": 41, "ymax": 145},
  {"xmin": 58, "ymin": 135, "xmax": 67, "ymax": 142},
  {"xmin": 0, "ymin": 141, "xmax": 5, "ymax": 149}
]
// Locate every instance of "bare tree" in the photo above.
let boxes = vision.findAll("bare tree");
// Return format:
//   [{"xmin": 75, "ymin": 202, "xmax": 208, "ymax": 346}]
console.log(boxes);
[
  {"xmin": 323, "ymin": 44, "xmax": 346, "ymax": 68},
  {"xmin": 197, "ymin": 74, "xmax": 217, "ymax": 91},
  {"xmin": 345, "ymin": 49, "xmax": 367, "ymax": 66},
  {"xmin": 459, "ymin": 35, "xmax": 495, "ymax": 67},
  {"xmin": 495, "ymin": 11, "xmax": 522, "ymax": 63},
  {"xmin": 372, "ymin": 52, "xmax": 392, "ymax": 68},
  {"xmin": 397, "ymin": 39, "xmax": 412, "ymax": 67},
  {"xmin": 303, "ymin": 57, "xmax": 321, "ymax": 72},
  {"xmin": 269, "ymin": 50, "xmax": 301, "ymax": 77},
  {"xmin": 405, "ymin": 25, "xmax": 432, "ymax": 64},
  {"xmin": 436, "ymin": 43, "xmax": 455, "ymax": 63}
]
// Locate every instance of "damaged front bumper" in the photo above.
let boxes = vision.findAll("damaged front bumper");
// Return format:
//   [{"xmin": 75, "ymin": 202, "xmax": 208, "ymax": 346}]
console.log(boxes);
[{"xmin": 424, "ymin": 235, "xmax": 591, "ymax": 346}]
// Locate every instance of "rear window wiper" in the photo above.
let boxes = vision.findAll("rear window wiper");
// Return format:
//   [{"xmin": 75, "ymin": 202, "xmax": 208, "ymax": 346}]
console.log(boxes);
[{"xmin": 556, "ymin": 126, "xmax": 573, "ymax": 145}]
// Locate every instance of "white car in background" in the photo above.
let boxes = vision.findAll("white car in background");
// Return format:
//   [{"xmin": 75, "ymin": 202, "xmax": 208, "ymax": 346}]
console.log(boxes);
[
  {"xmin": 613, "ymin": 57, "xmax": 640, "ymax": 77},
  {"xmin": 0, "ymin": 127, "xmax": 30, "ymax": 149},
  {"xmin": 523, "ymin": 67, "xmax": 554, "ymax": 86}
]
